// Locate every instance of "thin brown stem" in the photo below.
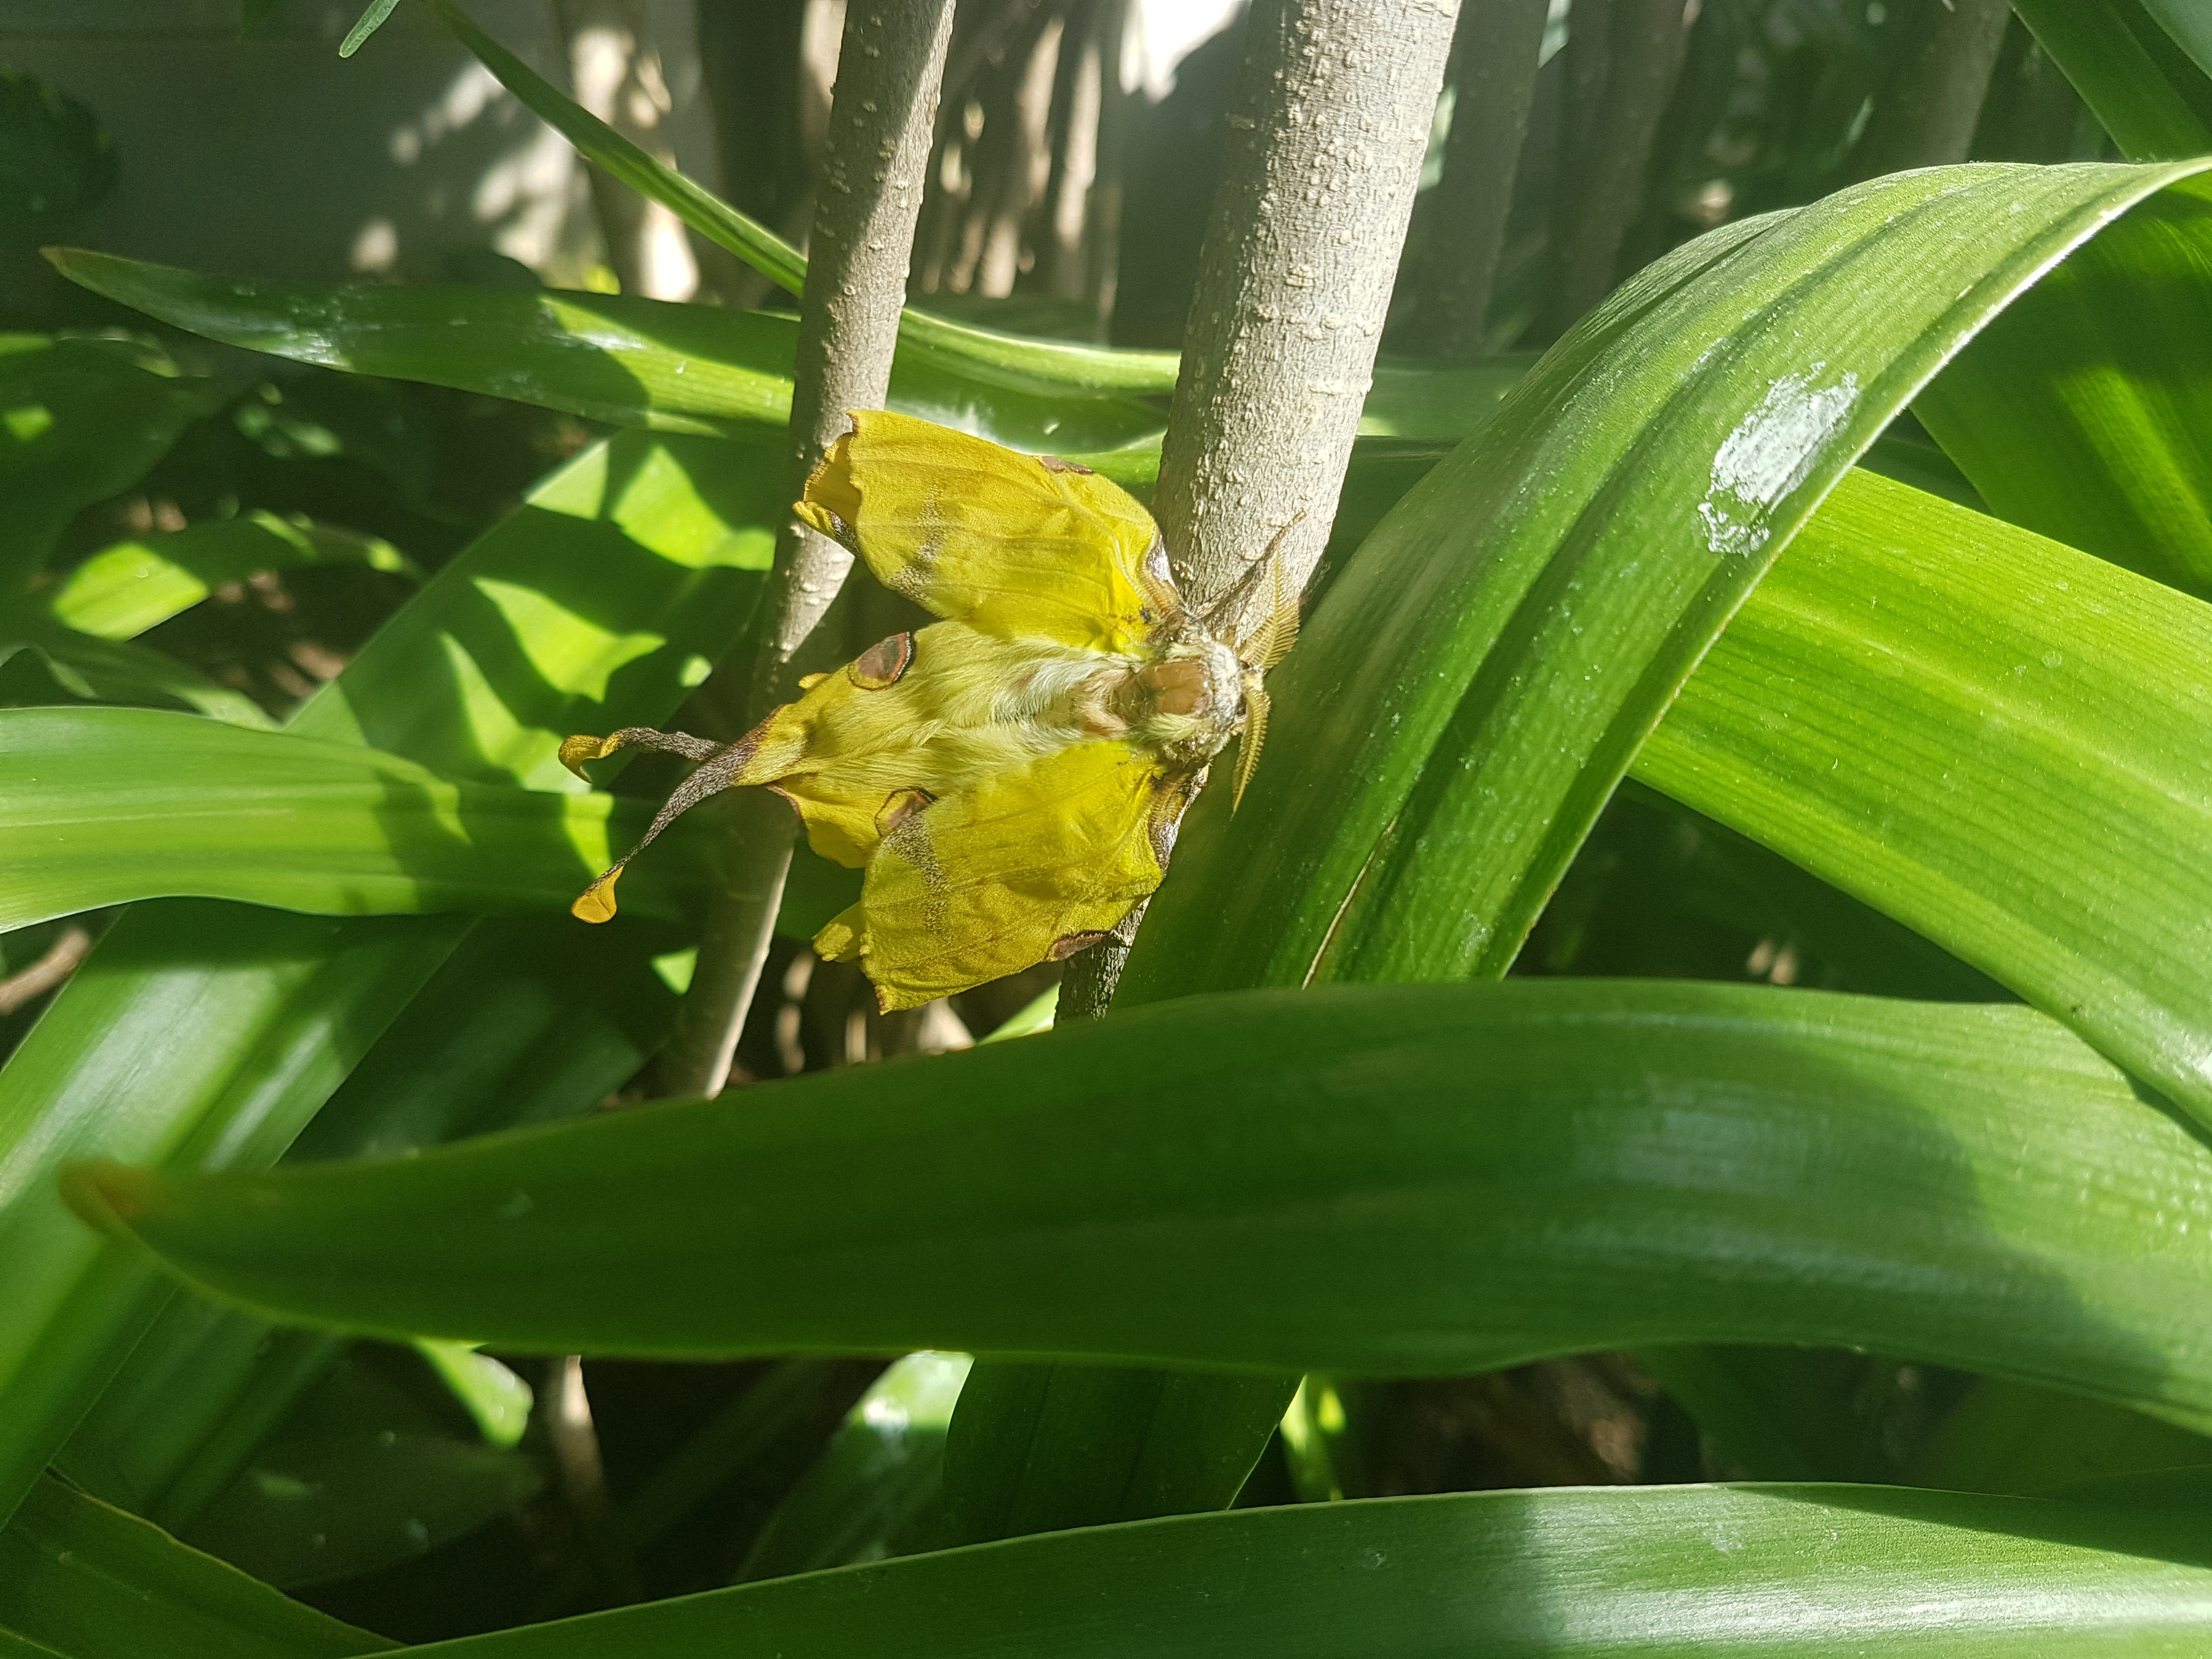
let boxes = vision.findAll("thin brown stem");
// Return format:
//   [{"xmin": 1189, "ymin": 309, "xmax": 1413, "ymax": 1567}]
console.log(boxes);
[
  {"xmin": 653, "ymin": 0, "xmax": 958, "ymax": 1101},
  {"xmin": 0, "ymin": 926, "xmax": 91, "ymax": 1016}
]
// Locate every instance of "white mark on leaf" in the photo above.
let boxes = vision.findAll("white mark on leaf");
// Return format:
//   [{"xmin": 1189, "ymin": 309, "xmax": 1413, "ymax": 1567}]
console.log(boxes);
[{"xmin": 1697, "ymin": 365, "xmax": 1861, "ymax": 557}]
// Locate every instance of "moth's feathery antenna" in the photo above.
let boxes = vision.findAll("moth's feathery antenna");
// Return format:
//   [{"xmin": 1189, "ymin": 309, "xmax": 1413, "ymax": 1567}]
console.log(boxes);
[
  {"xmin": 1204, "ymin": 510, "xmax": 1305, "ymax": 655},
  {"xmin": 1231, "ymin": 674, "xmax": 1269, "ymax": 812}
]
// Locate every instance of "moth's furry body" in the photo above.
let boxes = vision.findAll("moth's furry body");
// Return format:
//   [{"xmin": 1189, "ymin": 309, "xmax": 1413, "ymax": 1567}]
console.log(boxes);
[{"xmin": 559, "ymin": 411, "xmax": 1296, "ymax": 1011}]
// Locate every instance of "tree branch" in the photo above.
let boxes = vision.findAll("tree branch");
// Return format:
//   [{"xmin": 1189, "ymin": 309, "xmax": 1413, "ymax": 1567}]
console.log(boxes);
[
  {"xmin": 1544, "ymin": 0, "xmax": 1693, "ymax": 336},
  {"xmin": 1850, "ymin": 0, "xmax": 2015, "ymax": 180},
  {"xmin": 1060, "ymin": 0, "xmax": 1459, "ymax": 1017},
  {"xmin": 653, "ymin": 0, "xmax": 957, "ymax": 1101},
  {"xmin": 1415, "ymin": 0, "xmax": 1551, "ymax": 360}
]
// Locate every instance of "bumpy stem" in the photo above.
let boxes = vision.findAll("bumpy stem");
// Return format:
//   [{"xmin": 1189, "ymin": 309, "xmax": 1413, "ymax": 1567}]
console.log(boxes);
[{"xmin": 654, "ymin": 0, "xmax": 957, "ymax": 1100}]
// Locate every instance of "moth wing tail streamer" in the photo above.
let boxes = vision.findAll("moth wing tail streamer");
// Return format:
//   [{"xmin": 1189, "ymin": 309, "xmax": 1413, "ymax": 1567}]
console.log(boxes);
[
  {"xmin": 562, "ymin": 708, "xmax": 814, "ymax": 922},
  {"xmin": 795, "ymin": 409, "xmax": 1172, "ymax": 654},
  {"xmin": 848, "ymin": 741, "xmax": 1175, "ymax": 1010}
]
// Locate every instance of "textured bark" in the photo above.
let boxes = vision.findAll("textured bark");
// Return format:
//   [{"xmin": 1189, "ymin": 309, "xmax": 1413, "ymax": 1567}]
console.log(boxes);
[
  {"xmin": 1850, "ymin": 0, "xmax": 2015, "ymax": 180},
  {"xmin": 1061, "ymin": 0, "xmax": 1459, "ymax": 1018},
  {"xmin": 654, "ymin": 0, "xmax": 957, "ymax": 1101},
  {"xmin": 1544, "ymin": 0, "xmax": 1692, "ymax": 336},
  {"xmin": 1415, "ymin": 0, "xmax": 1550, "ymax": 360}
]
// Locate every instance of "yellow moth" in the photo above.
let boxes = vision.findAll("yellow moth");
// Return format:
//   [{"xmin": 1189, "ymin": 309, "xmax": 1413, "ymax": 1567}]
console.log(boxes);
[{"xmin": 560, "ymin": 410, "xmax": 1297, "ymax": 1012}]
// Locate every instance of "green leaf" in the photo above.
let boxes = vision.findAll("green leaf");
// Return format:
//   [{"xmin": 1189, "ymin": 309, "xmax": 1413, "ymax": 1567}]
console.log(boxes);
[
  {"xmin": 337, "ymin": 0, "xmax": 400, "ymax": 58},
  {"xmin": 2012, "ymin": 0, "xmax": 2212, "ymax": 160},
  {"xmin": 290, "ymin": 912, "xmax": 682, "ymax": 1162},
  {"xmin": 0, "ymin": 1474, "xmax": 391, "ymax": 1657},
  {"xmin": 1908, "ymin": 1376, "xmax": 2212, "ymax": 1496},
  {"xmin": 0, "ymin": 905, "xmax": 466, "ymax": 1528},
  {"xmin": 61, "ymin": 981, "xmax": 2212, "ymax": 1433},
  {"xmin": 0, "ymin": 429, "xmax": 767, "ymax": 1525},
  {"xmin": 55, "ymin": 1303, "xmax": 343, "ymax": 1528},
  {"xmin": 48, "ymin": 511, "xmax": 415, "ymax": 643},
  {"xmin": 417, "ymin": 0, "xmax": 1182, "ymax": 402},
  {"xmin": 738, "ymin": 1352, "xmax": 972, "ymax": 1581},
  {"xmin": 0, "ymin": 614, "xmax": 275, "ymax": 727},
  {"xmin": 0, "ymin": 704, "xmax": 714, "ymax": 930},
  {"xmin": 1120, "ymin": 161, "xmax": 2210, "ymax": 1006},
  {"xmin": 59, "ymin": 915, "xmax": 678, "ymax": 1528},
  {"xmin": 0, "ymin": 334, "xmax": 225, "ymax": 592},
  {"xmin": 941, "ymin": 1366, "xmax": 1295, "ymax": 1545},
  {"xmin": 1914, "ymin": 173, "xmax": 2212, "ymax": 594},
  {"xmin": 180, "ymin": 1432, "xmax": 540, "ymax": 1589},
  {"xmin": 2141, "ymin": 0, "xmax": 2212, "ymax": 81},
  {"xmin": 245, "ymin": 1479, "xmax": 2212, "ymax": 1656},
  {"xmin": 413, "ymin": 1341, "xmax": 533, "ymax": 1449},
  {"xmin": 1637, "ymin": 467, "xmax": 2212, "ymax": 1128},
  {"xmin": 290, "ymin": 431, "xmax": 774, "ymax": 789},
  {"xmin": 50, "ymin": 251, "xmax": 1172, "ymax": 457}
]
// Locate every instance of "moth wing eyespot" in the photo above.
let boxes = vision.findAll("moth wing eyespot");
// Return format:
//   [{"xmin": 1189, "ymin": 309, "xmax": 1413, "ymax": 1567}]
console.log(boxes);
[{"xmin": 848, "ymin": 630, "xmax": 916, "ymax": 689}]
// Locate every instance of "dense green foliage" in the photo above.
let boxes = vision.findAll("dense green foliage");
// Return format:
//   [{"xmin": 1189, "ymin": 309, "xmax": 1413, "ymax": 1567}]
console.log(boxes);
[{"xmin": 5, "ymin": 0, "xmax": 2212, "ymax": 1651}]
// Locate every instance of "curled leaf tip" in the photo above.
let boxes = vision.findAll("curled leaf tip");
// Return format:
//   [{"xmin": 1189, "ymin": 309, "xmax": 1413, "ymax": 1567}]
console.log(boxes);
[
  {"xmin": 58, "ymin": 1159, "xmax": 159, "ymax": 1238},
  {"xmin": 572, "ymin": 868, "xmax": 622, "ymax": 923}
]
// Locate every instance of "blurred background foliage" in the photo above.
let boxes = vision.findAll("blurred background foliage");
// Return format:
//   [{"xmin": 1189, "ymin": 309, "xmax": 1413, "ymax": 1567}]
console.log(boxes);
[{"xmin": 0, "ymin": 0, "xmax": 2178, "ymax": 1645}]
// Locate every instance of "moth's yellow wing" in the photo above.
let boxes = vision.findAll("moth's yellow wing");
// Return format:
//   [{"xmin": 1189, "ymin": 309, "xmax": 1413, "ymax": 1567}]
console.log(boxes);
[
  {"xmin": 795, "ymin": 409, "xmax": 1175, "ymax": 654},
  {"xmin": 761, "ymin": 620, "xmax": 1093, "ymax": 867},
  {"xmin": 816, "ymin": 740, "xmax": 1173, "ymax": 1010}
]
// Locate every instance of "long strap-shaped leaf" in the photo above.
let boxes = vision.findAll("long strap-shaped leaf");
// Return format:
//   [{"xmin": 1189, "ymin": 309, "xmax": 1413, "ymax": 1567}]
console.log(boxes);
[
  {"xmin": 1121, "ymin": 161, "xmax": 2211, "ymax": 1008},
  {"xmin": 66, "ymin": 980, "xmax": 2212, "ymax": 1432},
  {"xmin": 421, "ymin": 0, "xmax": 1179, "ymax": 400},
  {"xmin": 0, "ymin": 706, "xmax": 713, "ymax": 929},
  {"xmin": 46, "ymin": 251, "xmax": 1170, "ymax": 456},
  {"xmin": 342, "ymin": 1480, "xmax": 2212, "ymax": 1658},
  {"xmin": 1914, "ymin": 171, "xmax": 2212, "ymax": 594},
  {"xmin": 0, "ymin": 1474, "xmax": 390, "ymax": 1658},
  {"xmin": 1641, "ymin": 467, "xmax": 2212, "ymax": 1126}
]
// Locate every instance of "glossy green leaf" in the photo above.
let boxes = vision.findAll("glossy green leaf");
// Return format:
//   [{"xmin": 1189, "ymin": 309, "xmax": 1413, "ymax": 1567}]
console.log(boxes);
[
  {"xmin": 0, "ymin": 904, "xmax": 465, "ymax": 1526},
  {"xmin": 1914, "ymin": 173, "xmax": 2212, "ymax": 594},
  {"xmin": 0, "ymin": 705, "xmax": 713, "ymax": 930},
  {"xmin": 420, "ymin": 0, "xmax": 1186, "ymax": 403},
  {"xmin": 2141, "ymin": 0, "xmax": 2212, "ymax": 81},
  {"xmin": 54, "ymin": 911, "xmax": 679, "ymax": 1527},
  {"xmin": 0, "ymin": 613, "xmax": 274, "ymax": 727},
  {"xmin": 326, "ymin": 1480, "xmax": 2212, "ymax": 1656},
  {"xmin": 49, "ymin": 252, "xmax": 1536, "ymax": 461},
  {"xmin": 0, "ymin": 430, "xmax": 769, "ymax": 1525},
  {"xmin": 48, "ymin": 511, "xmax": 414, "ymax": 642},
  {"xmin": 0, "ymin": 1464, "xmax": 391, "ymax": 1657},
  {"xmin": 2013, "ymin": 0, "xmax": 2212, "ymax": 161},
  {"xmin": 56, "ymin": 1302, "xmax": 343, "ymax": 1529},
  {"xmin": 1908, "ymin": 1376, "xmax": 2212, "ymax": 1497},
  {"xmin": 290, "ymin": 430, "xmax": 775, "ymax": 788},
  {"xmin": 182, "ymin": 1431, "xmax": 540, "ymax": 1589},
  {"xmin": 290, "ymin": 912, "xmax": 682, "ymax": 1163},
  {"xmin": 64, "ymin": 981, "xmax": 2212, "ymax": 1432},
  {"xmin": 738, "ymin": 1353, "xmax": 971, "ymax": 1581},
  {"xmin": 46, "ymin": 252, "xmax": 1163, "ymax": 454},
  {"xmin": 0, "ymin": 334, "xmax": 224, "ymax": 593},
  {"xmin": 1637, "ymin": 467, "xmax": 2212, "ymax": 1126},
  {"xmin": 1121, "ymin": 161, "xmax": 2210, "ymax": 1007},
  {"xmin": 414, "ymin": 1341, "xmax": 533, "ymax": 1449}
]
